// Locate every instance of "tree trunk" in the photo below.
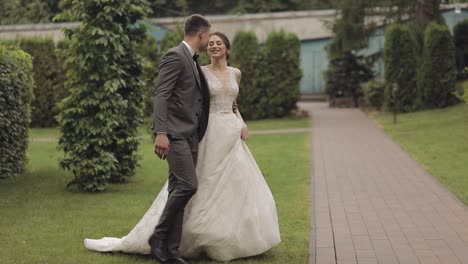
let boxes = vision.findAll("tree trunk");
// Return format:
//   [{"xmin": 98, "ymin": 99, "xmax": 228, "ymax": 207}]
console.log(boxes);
[{"xmin": 416, "ymin": 0, "xmax": 442, "ymax": 29}]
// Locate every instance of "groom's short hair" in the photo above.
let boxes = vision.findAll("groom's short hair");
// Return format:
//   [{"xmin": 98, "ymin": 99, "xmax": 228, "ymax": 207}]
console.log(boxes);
[{"xmin": 185, "ymin": 14, "xmax": 211, "ymax": 37}]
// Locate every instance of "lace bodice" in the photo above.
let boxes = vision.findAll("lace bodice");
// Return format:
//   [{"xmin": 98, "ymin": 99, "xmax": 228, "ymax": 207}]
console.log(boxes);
[{"xmin": 202, "ymin": 66, "xmax": 239, "ymax": 113}]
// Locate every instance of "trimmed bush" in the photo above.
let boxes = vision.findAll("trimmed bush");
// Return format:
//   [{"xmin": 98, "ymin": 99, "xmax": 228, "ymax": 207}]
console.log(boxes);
[
  {"xmin": 454, "ymin": 19, "xmax": 468, "ymax": 79},
  {"xmin": 0, "ymin": 46, "xmax": 34, "ymax": 179},
  {"xmin": 261, "ymin": 31, "xmax": 302, "ymax": 117},
  {"xmin": 363, "ymin": 80, "xmax": 385, "ymax": 110},
  {"xmin": 418, "ymin": 22, "xmax": 457, "ymax": 109},
  {"xmin": 230, "ymin": 31, "xmax": 262, "ymax": 120},
  {"xmin": 384, "ymin": 24, "xmax": 419, "ymax": 112},
  {"xmin": 408, "ymin": 21, "xmax": 424, "ymax": 58},
  {"xmin": 19, "ymin": 38, "xmax": 67, "ymax": 127},
  {"xmin": 56, "ymin": 0, "xmax": 150, "ymax": 191}
]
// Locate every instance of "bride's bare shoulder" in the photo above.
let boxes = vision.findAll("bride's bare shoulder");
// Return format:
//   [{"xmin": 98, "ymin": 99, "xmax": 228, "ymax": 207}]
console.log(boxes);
[{"xmin": 231, "ymin": 67, "xmax": 242, "ymax": 83}]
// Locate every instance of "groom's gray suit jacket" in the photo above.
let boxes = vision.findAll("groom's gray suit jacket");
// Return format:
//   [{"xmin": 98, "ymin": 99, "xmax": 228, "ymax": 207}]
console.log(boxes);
[{"xmin": 152, "ymin": 42, "xmax": 210, "ymax": 141}]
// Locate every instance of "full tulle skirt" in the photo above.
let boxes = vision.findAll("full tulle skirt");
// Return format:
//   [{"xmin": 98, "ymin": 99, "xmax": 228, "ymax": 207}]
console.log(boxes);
[{"xmin": 84, "ymin": 112, "xmax": 281, "ymax": 261}]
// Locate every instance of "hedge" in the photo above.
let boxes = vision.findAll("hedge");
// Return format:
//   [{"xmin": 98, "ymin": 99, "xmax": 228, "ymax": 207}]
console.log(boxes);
[
  {"xmin": 261, "ymin": 30, "xmax": 302, "ymax": 117},
  {"xmin": 418, "ymin": 22, "xmax": 457, "ymax": 109},
  {"xmin": 0, "ymin": 45, "xmax": 34, "ymax": 179},
  {"xmin": 454, "ymin": 19, "xmax": 468, "ymax": 79},
  {"xmin": 363, "ymin": 80, "xmax": 385, "ymax": 110},
  {"xmin": 19, "ymin": 38, "xmax": 67, "ymax": 127},
  {"xmin": 384, "ymin": 24, "xmax": 419, "ymax": 112},
  {"xmin": 230, "ymin": 31, "xmax": 263, "ymax": 120}
]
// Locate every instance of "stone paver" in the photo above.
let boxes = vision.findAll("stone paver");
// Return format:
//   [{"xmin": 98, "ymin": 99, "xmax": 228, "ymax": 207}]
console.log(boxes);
[{"xmin": 300, "ymin": 102, "xmax": 468, "ymax": 264}]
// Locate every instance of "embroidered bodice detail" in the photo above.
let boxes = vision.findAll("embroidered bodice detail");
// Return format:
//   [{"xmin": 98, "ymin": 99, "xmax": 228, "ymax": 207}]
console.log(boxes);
[{"xmin": 202, "ymin": 66, "xmax": 238, "ymax": 114}]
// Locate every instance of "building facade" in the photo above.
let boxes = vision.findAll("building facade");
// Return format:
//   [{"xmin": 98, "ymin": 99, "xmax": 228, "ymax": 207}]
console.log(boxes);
[{"xmin": 1, "ymin": 6, "xmax": 467, "ymax": 95}]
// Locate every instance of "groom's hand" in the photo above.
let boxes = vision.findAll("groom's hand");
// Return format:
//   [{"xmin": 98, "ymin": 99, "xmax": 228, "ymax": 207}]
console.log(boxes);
[{"xmin": 154, "ymin": 133, "xmax": 170, "ymax": 160}]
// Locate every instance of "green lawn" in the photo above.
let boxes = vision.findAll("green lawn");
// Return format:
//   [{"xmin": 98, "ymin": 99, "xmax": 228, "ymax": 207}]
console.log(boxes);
[
  {"xmin": 373, "ymin": 103, "xmax": 468, "ymax": 203},
  {"xmin": 29, "ymin": 117, "xmax": 310, "ymax": 142},
  {"xmin": 245, "ymin": 117, "xmax": 310, "ymax": 131},
  {"xmin": 1, "ymin": 120, "xmax": 310, "ymax": 263},
  {"xmin": 29, "ymin": 127, "xmax": 61, "ymax": 139}
]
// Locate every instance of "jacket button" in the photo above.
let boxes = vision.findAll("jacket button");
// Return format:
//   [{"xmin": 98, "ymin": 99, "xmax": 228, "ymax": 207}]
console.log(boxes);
[{"xmin": 198, "ymin": 98, "xmax": 202, "ymax": 102}]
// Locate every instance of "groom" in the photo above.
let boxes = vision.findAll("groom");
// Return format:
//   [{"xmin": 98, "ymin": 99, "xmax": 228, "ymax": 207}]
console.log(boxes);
[{"xmin": 149, "ymin": 14, "xmax": 211, "ymax": 264}]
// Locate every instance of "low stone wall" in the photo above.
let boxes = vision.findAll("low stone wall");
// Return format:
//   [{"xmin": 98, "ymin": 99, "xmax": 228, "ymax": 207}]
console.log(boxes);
[
  {"xmin": 0, "ymin": 10, "xmax": 335, "ymax": 43},
  {"xmin": 1, "ymin": 4, "xmax": 465, "ymax": 43}
]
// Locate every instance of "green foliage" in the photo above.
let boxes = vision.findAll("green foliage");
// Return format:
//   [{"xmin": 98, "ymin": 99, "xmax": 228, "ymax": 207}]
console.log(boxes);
[
  {"xmin": 160, "ymin": 26, "xmax": 184, "ymax": 55},
  {"xmin": 187, "ymin": 0, "xmax": 317, "ymax": 14},
  {"xmin": 0, "ymin": 45, "xmax": 33, "ymax": 179},
  {"xmin": 150, "ymin": 0, "xmax": 188, "ymax": 17},
  {"xmin": 56, "ymin": 0, "xmax": 151, "ymax": 191},
  {"xmin": 418, "ymin": 22, "xmax": 458, "ymax": 109},
  {"xmin": 230, "ymin": 31, "xmax": 263, "ymax": 120},
  {"xmin": 197, "ymin": 52, "xmax": 210, "ymax": 66},
  {"xmin": 454, "ymin": 19, "xmax": 468, "ymax": 79},
  {"xmin": 0, "ymin": 0, "xmax": 324, "ymax": 25},
  {"xmin": 0, "ymin": 0, "xmax": 52, "ymax": 25},
  {"xmin": 363, "ymin": 80, "xmax": 385, "ymax": 110},
  {"xmin": 1, "ymin": 0, "xmax": 453, "ymax": 26},
  {"xmin": 261, "ymin": 31, "xmax": 302, "ymax": 118},
  {"xmin": 327, "ymin": 0, "xmax": 373, "ymax": 59},
  {"xmin": 18, "ymin": 38, "xmax": 67, "ymax": 127},
  {"xmin": 228, "ymin": 0, "xmax": 290, "ymax": 13},
  {"xmin": 384, "ymin": 24, "xmax": 419, "ymax": 112},
  {"xmin": 325, "ymin": 0, "xmax": 377, "ymax": 108},
  {"xmin": 137, "ymin": 33, "xmax": 159, "ymax": 117},
  {"xmin": 407, "ymin": 21, "xmax": 424, "ymax": 58},
  {"xmin": 455, "ymin": 80, "xmax": 468, "ymax": 103},
  {"xmin": 325, "ymin": 52, "xmax": 373, "ymax": 106},
  {"xmin": 0, "ymin": 39, "xmax": 17, "ymax": 46}
]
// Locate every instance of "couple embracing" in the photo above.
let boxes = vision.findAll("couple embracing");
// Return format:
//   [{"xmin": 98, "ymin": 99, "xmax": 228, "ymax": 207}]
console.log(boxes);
[{"xmin": 84, "ymin": 14, "xmax": 281, "ymax": 263}]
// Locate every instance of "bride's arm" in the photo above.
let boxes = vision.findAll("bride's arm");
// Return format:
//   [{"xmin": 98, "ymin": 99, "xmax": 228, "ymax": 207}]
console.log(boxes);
[
  {"xmin": 234, "ymin": 68, "xmax": 248, "ymax": 141},
  {"xmin": 233, "ymin": 68, "xmax": 247, "ymax": 128},
  {"xmin": 235, "ymin": 101, "xmax": 247, "ymax": 128}
]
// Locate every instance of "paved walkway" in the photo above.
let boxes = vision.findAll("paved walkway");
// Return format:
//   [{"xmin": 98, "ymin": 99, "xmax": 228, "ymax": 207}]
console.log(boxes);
[{"xmin": 299, "ymin": 102, "xmax": 468, "ymax": 264}]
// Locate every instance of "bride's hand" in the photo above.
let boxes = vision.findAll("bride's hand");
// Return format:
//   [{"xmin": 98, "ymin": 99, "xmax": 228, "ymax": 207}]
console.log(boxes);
[
  {"xmin": 232, "ymin": 100, "xmax": 238, "ymax": 113},
  {"xmin": 241, "ymin": 127, "xmax": 248, "ymax": 141}
]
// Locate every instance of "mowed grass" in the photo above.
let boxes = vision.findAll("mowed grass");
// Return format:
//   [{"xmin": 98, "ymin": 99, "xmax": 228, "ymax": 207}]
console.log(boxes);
[
  {"xmin": 29, "ymin": 127, "xmax": 60, "ymax": 139},
  {"xmin": 0, "ymin": 121, "xmax": 310, "ymax": 263},
  {"xmin": 246, "ymin": 117, "xmax": 309, "ymax": 131},
  {"xmin": 373, "ymin": 103, "xmax": 468, "ymax": 203}
]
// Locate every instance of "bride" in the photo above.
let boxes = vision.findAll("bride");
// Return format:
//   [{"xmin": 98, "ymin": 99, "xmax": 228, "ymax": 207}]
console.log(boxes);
[{"xmin": 84, "ymin": 32, "xmax": 281, "ymax": 262}]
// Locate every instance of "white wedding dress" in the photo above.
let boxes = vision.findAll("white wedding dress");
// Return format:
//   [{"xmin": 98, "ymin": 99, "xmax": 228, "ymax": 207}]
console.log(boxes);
[{"xmin": 84, "ymin": 66, "xmax": 281, "ymax": 261}]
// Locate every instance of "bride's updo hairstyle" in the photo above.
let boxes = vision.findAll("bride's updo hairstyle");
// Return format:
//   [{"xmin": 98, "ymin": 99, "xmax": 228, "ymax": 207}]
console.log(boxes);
[{"xmin": 209, "ymin": 32, "xmax": 231, "ymax": 60}]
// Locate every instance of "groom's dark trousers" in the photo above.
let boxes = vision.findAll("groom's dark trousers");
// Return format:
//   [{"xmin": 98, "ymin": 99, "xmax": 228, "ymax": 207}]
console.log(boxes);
[
  {"xmin": 153, "ymin": 133, "xmax": 199, "ymax": 257},
  {"xmin": 149, "ymin": 42, "xmax": 210, "ymax": 259}
]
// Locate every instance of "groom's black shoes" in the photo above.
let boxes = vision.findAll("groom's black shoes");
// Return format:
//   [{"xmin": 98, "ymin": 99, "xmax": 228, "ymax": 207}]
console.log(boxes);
[
  {"xmin": 167, "ymin": 257, "xmax": 188, "ymax": 264},
  {"xmin": 148, "ymin": 236, "xmax": 169, "ymax": 263}
]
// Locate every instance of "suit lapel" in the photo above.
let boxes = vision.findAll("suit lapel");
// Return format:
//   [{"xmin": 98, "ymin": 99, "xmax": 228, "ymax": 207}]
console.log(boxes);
[{"xmin": 179, "ymin": 43, "xmax": 201, "ymax": 88}]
